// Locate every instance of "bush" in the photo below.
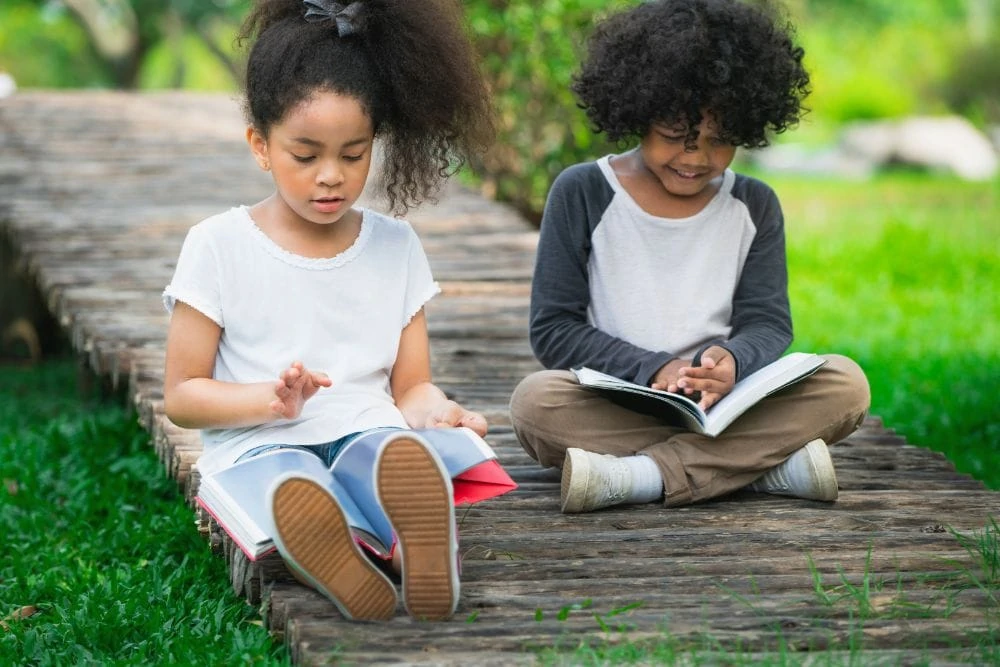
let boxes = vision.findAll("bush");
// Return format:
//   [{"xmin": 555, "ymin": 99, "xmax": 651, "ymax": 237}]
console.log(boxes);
[
  {"xmin": 788, "ymin": 17, "xmax": 960, "ymax": 126},
  {"xmin": 939, "ymin": 39, "xmax": 1000, "ymax": 125},
  {"xmin": 465, "ymin": 0, "xmax": 632, "ymax": 223},
  {"xmin": 0, "ymin": 3, "xmax": 113, "ymax": 88}
]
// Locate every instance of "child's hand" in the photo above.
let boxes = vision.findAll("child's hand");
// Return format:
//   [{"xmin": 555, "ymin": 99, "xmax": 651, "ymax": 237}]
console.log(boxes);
[
  {"xmin": 269, "ymin": 361, "xmax": 332, "ymax": 419},
  {"xmin": 676, "ymin": 346, "xmax": 736, "ymax": 411},
  {"xmin": 425, "ymin": 400, "xmax": 488, "ymax": 437},
  {"xmin": 650, "ymin": 358, "xmax": 690, "ymax": 392}
]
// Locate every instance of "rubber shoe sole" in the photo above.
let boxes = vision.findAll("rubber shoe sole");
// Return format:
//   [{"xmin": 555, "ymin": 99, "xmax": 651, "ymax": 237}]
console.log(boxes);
[
  {"xmin": 269, "ymin": 472, "xmax": 398, "ymax": 620},
  {"xmin": 376, "ymin": 435, "xmax": 458, "ymax": 621}
]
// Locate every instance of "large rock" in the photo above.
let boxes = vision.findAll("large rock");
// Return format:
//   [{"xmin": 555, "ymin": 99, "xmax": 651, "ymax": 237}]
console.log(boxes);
[
  {"xmin": 744, "ymin": 143, "xmax": 875, "ymax": 179},
  {"xmin": 840, "ymin": 116, "xmax": 998, "ymax": 180}
]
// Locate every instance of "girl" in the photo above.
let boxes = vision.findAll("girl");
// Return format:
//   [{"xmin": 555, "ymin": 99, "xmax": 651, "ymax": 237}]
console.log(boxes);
[
  {"xmin": 510, "ymin": 0, "xmax": 870, "ymax": 513},
  {"xmin": 163, "ymin": 0, "xmax": 495, "ymax": 621}
]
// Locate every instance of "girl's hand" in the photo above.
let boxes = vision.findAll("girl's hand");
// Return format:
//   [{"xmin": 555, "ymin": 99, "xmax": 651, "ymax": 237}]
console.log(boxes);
[
  {"xmin": 426, "ymin": 400, "xmax": 488, "ymax": 437},
  {"xmin": 269, "ymin": 361, "xmax": 332, "ymax": 419},
  {"xmin": 676, "ymin": 346, "xmax": 736, "ymax": 411}
]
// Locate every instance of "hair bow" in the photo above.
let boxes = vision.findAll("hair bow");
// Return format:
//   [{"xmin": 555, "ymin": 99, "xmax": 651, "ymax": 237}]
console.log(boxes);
[{"xmin": 303, "ymin": 0, "xmax": 363, "ymax": 36}]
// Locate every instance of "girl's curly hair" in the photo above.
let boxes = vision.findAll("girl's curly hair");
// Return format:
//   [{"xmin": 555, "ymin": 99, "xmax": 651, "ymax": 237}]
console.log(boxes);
[
  {"xmin": 572, "ymin": 0, "xmax": 810, "ymax": 148},
  {"xmin": 239, "ymin": 0, "xmax": 495, "ymax": 214}
]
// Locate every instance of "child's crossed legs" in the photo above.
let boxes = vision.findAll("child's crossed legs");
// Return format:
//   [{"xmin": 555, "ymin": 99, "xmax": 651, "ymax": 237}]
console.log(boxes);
[{"xmin": 510, "ymin": 354, "xmax": 869, "ymax": 509}]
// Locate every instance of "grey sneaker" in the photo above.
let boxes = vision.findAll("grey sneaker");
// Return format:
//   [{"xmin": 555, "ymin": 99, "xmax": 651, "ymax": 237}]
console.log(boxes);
[
  {"xmin": 561, "ymin": 448, "xmax": 633, "ymax": 513},
  {"xmin": 749, "ymin": 439, "xmax": 838, "ymax": 501}
]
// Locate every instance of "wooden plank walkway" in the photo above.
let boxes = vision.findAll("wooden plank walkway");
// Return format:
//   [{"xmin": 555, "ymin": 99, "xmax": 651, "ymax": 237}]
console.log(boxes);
[{"xmin": 2, "ymin": 92, "xmax": 997, "ymax": 665}]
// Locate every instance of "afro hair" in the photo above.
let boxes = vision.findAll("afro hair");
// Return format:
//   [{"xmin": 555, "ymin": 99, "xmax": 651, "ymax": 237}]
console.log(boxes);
[{"xmin": 572, "ymin": 0, "xmax": 810, "ymax": 148}]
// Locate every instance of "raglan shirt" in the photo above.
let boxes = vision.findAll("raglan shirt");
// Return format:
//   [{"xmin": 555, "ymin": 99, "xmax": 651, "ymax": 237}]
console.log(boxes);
[
  {"xmin": 162, "ymin": 205, "xmax": 440, "ymax": 476},
  {"xmin": 529, "ymin": 155, "xmax": 792, "ymax": 386}
]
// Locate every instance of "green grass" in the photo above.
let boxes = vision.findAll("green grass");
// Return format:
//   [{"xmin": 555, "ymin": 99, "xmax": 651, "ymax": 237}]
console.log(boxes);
[
  {"xmin": 0, "ymin": 361, "xmax": 286, "ymax": 665},
  {"xmin": 773, "ymin": 171, "xmax": 999, "ymax": 488},
  {"xmin": 530, "ymin": 520, "xmax": 999, "ymax": 665}
]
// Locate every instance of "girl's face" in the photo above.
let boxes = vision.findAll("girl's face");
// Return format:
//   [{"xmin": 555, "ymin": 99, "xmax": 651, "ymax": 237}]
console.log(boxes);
[
  {"xmin": 638, "ymin": 113, "xmax": 737, "ymax": 201},
  {"xmin": 248, "ymin": 90, "xmax": 374, "ymax": 228}
]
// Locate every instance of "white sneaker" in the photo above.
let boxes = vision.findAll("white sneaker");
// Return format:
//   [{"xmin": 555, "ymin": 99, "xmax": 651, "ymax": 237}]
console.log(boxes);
[
  {"xmin": 749, "ymin": 439, "xmax": 838, "ymax": 501},
  {"xmin": 561, "ymin": 448, "xmax": 633, "ymax": 513}
]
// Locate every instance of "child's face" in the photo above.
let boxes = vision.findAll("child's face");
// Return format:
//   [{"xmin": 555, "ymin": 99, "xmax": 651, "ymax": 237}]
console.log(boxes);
[
  {"xmin": 248, "ymin": 90, "xmax": 374, "ymax": 228},
  {"xmin": 638, "ymin": 114, "xmax": 737, "ymax": 200}
]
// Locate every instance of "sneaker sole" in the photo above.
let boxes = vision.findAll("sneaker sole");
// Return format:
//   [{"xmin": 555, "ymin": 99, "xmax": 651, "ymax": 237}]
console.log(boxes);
[
  {"xmin": 376, "ymin": 435, "xmax": 458, "ymax": 621},
  {"xmin": 560, "ymin": 448, "xmax": 590, "ymax": 513},
  {"xmin": 270, "ymin": 474, "xmax": 397, "ymax": 620},
  {"xmin": 803, "ymin": 438, "xmax": 839, "ymax": 501}
]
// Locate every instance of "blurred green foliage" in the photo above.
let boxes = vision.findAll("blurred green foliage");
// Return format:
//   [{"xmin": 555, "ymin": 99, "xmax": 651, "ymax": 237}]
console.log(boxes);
[
  {"xmin": 938, "ymin": 38, "xmax": 1000, "ymax": 126},
  {"xmin": 2, "ymin": 0, "xmax": 996, "ymax": 220},
  {"xmin": 0, "ymin": 2, "xmax": 113, "ymax": 88},
  {"xmin": 0, "ymin": 0, "xmax": 244, "ymax": 89},
  {"xmin": 796, "ymin": 2, "xmax": 993, "ymax": 126},
  {"xmin": 463, "ymin": 0, "xmax": 632, "ymax": 221},
  {"xmin": 138, "ymin": 32, "xmax": 239, "ymax": 91}
]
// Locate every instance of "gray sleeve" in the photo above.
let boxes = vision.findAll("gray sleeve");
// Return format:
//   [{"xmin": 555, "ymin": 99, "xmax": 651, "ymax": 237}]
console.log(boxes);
[
  {"xmin": 529, "ymin": 163, "xmax": 674, "ymax": 385},
  {"xmin": 715, "ymin": 176, "xmax": 793, "ymax": 380}
]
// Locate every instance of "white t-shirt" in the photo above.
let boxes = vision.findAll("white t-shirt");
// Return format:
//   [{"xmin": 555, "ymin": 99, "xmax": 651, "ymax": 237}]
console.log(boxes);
[{"xmin": 163, "ymin": 205, "xmax": 440, "ymax": 475}]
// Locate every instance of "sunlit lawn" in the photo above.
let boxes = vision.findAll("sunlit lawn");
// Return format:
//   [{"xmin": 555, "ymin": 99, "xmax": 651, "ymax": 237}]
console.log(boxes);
[{"xmin": 772, "ymin": 171, "xmax": 998, "ymax": 487}]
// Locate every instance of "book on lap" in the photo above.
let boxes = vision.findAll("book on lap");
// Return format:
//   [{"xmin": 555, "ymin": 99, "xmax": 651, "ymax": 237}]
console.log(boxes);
[
  {"xmin": 572, "ymin": 352, "xmax": 826, "ymax": 438},
  {"xmin": 195, "ymin": 427, "xmax": 518, "ymax": 561}
]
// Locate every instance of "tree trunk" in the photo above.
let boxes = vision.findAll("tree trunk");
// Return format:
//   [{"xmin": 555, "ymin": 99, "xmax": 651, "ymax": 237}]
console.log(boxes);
[{"xmin": 61, "ymin": 0, "xmax": 142, "ymax": 88}]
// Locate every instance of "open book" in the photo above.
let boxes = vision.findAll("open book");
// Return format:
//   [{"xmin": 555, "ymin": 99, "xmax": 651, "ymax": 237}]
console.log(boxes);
[
  {"xmin": 196, "ymin": 428, "xmax": 518, "ymax": 561},
  {"xmin": 573, "ymin": 352, "xmax": 826, "ymax": 438}
]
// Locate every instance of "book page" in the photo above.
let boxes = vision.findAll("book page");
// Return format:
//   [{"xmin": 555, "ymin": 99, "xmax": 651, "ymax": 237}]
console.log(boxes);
[
  {"xmin": 199, "ymin": 447, "xmax": 391, "ymax": 558},
  {"xmin": 199, "ymin": 449, "xmax": 328, "ymax": 556},
  {"xmin": 414, "ymin": 427, "xmax": 497, "ymax": 474},
  {"xmin": 572, "ymin": 367, "xmax": 707, "ymax": 431},
  {"xmin": 329, "ymin": 432, "xmax": 395, "ymax": 554},
  {"xmin": 574, "ymin": 354, "xmax": 825, "ymax": 437},
  {"xmin": 703, "ymin": 353, "xmax": 826, "ymax": 436}
]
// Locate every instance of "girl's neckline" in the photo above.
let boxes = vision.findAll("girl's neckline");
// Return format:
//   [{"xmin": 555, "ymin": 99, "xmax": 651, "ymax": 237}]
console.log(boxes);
[
  {"xmin": 597, "ymin": 155, "xmax": 734, "ymax": 224},
  {"xmin": 237, "ymin": 205, "xmax": 373, "ymax": 270}
]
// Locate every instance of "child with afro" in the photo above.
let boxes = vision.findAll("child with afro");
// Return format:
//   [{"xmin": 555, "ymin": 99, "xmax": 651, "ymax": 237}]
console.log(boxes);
[{"xmin": 509, "ymin": 0, "xmax": 870, "ymax": 513}]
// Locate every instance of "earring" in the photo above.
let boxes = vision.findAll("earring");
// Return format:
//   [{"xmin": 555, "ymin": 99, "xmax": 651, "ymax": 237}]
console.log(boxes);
[{"xmin": 261, "ymin": 160, "xmax": 270, "ymax": 171}]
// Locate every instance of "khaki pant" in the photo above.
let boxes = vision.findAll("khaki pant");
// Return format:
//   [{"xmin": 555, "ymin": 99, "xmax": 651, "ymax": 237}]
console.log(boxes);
[{"xmin": 509, "ymin": 354, "xmax": 870, "ymax": 506}]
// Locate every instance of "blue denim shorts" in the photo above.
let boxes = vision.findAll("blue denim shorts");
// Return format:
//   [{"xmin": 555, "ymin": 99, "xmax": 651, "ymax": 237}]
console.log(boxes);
[{"xmin": 234, "ymin": 426, "xmax": 402, "ymax": 467}]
